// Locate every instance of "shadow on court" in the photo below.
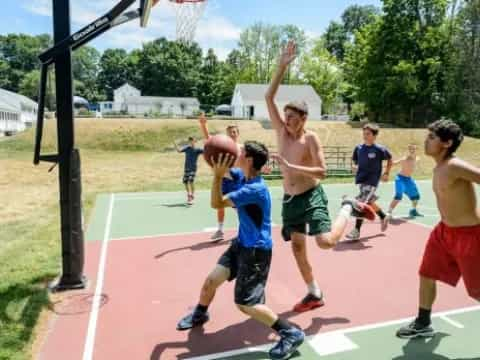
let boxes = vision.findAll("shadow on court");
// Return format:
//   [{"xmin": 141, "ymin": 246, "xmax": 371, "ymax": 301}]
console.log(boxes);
[
  {"xmin": 334, "ymin": 233, "xmax": 386, "ymax": 252},
  {"xmin": 393, "ymin": 333, "xmax": 480, "ymax": 360},
  {"xmin": 150, "ymin": 312, "xmax": 350, "ymax": 359},
  {"xmin": 154, "ymin": 240, "xmax": 230, "ymax": 259}
]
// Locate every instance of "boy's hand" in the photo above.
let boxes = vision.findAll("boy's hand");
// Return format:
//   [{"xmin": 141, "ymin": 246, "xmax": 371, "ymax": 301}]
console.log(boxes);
[
  {"xmin": 352, "ymin": 164, "xmax": 358, "ymax": 174},
  {"xmin": 211, "ymin": 153, "xmax": 234, "ymax": 178},
  {"xmin": 279, "ymin": 40, "xmax": 297, "ymax": 68},
  {"xmin": 271, "ymin": 153, "xmax": 290, "ymax": 170},
  {"xmin": 381, "ymin": 173, "xmax": 389, "ymax": 182}
]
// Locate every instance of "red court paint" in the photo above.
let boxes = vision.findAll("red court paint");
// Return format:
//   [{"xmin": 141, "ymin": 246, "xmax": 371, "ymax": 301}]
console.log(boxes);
[{"xmin": 39, "ymin": 223, "xmax": 477, "ymax": 359}]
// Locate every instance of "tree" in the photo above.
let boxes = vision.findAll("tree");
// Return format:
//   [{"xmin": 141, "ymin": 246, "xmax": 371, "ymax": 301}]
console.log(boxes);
[
  {"xmin": 300, "ymin": 38, "xmax": 345, "ymax": 113},
  {"xmin": 344, "ymin": 0, "xmax": 450, "ymax": 126},
  {"xmin": 342, "ymin": 5, "xmax": 380, "ymax": 37},
  {"xmin": 138, "ymin": 38, "xmax": 203, "ymax": 97},
  {"xmin": 323, "ymin": 22, "xmax": 348, "ymax": 61},
  {"xmin": 237, "ymin": 23, "xmax": 306, "ymax": 84},
  {"xmin": 97, "ymin": 49, "xmax": 132, "ymax": 100},
  {"xmin": 72, "ymin": 46, "xmax": 103, "ymax": 102}
]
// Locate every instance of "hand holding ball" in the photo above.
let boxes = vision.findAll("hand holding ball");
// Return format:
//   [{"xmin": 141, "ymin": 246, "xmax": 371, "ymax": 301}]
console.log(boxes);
[{"xmin": 204, "ymin": 134, "xmax": 238, "ymax": 167}]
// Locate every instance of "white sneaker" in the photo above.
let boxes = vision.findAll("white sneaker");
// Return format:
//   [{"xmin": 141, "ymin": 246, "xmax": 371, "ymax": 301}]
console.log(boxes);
[
  {"xmin": 345, "ymin": 228, "xmax": 360, "ymax": 241},
  {"xmin": 210, "ymin": 230, "xmax": 224, "ymax": 242}
]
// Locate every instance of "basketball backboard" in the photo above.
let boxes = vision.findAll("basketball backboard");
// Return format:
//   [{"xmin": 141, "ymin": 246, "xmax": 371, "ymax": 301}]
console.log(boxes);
[{"xmin": 140, "ymin": 0, "xmax": 159, "ymax": 27}]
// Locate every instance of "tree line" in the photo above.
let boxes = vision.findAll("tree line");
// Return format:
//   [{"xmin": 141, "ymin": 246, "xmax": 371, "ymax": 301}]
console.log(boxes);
[{"xmin": 0, "ymin": 0, "xmax": 478, "ymax": 136}]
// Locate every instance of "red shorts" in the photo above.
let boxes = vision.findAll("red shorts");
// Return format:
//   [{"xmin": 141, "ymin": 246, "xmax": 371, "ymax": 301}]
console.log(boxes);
[{"xmin": 419, "ymin": 222, "xmax": 480, "ymax": 299}]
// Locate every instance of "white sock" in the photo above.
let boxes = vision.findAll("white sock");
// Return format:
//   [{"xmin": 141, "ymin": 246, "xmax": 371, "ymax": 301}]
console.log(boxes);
[
  {"xmin": 218, "ymin": 223, "xmax": 224, "ymax": 231},
  {"xmin": 308, "ymin": 281, "xmax": 321, "ymax": 298},
  {"xmin": 338, "ymin": 204, "xmax": 353, "ymax": 220}
]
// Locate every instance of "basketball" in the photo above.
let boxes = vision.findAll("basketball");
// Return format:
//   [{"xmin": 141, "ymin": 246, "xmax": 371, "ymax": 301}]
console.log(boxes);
[{"xmin": 203, "ymin": 134, "xmax": 238, "ymax": 167}]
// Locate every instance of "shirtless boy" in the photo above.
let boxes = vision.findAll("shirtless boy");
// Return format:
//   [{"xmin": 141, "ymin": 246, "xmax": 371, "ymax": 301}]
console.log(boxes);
[
  {"xmin": 386, "ymin": 144, "xmax": 422, "ymax": 220},
  {"xmin": 265, "ymin": 41, "xmax": 363, "ymax": 312},
  {"xmin": 396, "ymin": 119, "xmax": 480, "ymax": 339}
]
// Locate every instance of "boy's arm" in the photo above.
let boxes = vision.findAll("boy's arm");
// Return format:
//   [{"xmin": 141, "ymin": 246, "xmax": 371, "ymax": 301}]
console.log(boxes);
[
  {"xmin": 271, "ymin": 134, "xmax": 327, "ymax": 179},
  {"xmin": 265, "ymin": 41, "xmax": 296, "ymax": 131},
  {"xmin": 173, "ymin": 140, "xmax": 182, "ymax": 153},
  {"xmin": 198, "ymin": 112, "xmax": 210, "ymax": 139},
  {"xmin": 450, "ymin": 158, "xmax": 480, "ymax": 184}
]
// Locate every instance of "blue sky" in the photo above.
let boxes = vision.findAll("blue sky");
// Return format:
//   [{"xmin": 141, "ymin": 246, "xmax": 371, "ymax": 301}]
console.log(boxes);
[{"xmin": 2, "ymin": 0, "xmax": 382, "ymax": 59}]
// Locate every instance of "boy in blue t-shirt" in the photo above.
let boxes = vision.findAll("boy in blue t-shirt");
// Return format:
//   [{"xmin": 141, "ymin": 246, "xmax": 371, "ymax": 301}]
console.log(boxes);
[
  {"xmin": 174, "ymin": 137, "xmax": 203, "ymax": 205},
  {"xmin": 177, "ymin": 141, "xmax": 305, "ymax": 360},
  {"xmin": 347, "ymin": 123, "xmax": 393, "ymax": 240}
]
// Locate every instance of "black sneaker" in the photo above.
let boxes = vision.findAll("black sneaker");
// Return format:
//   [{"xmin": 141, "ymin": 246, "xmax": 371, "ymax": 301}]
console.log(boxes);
[
  {"xmin": 396, "ymin": 320, "xmax": 434, "ymax": 339},
  {"xmin": 176, "ymin": 311, "xmax": 209, "ymax": 331},
  {"xmin": 269, "ymin": 327, "xmax": 305, "ymax": 360}
]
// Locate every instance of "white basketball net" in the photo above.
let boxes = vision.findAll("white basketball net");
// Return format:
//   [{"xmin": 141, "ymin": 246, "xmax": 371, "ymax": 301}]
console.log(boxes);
[{"xmin": 170, "ymin": 0, "xmax": 207, "ymax": 43}]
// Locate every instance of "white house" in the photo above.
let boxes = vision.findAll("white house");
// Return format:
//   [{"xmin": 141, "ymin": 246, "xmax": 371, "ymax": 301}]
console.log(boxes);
[
  {"xmin": 231, "ymin": 84, "xmax": 322, "ymax": 120},
  {"xmin": 99, "ymin": 83, "xmax": 200, "ymax": 116},
  {"xmin": 0, "ymin": 88, "xmax": 38, "ymax": 135}
]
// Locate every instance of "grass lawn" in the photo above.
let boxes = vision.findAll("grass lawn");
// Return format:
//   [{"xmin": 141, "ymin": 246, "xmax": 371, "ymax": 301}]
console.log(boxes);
[{"xmin": 0, "ymin": 118, "xmax": 479, "ymax": 359}]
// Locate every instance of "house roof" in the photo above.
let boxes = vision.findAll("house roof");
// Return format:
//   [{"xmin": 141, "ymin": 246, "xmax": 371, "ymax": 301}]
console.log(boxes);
[
  {"xmin": 0, "ymin": 88, "xmax": 38, "ymax": 112},
  {"xmin": 234, "ymin": 84, "xmax": 321, "ymax": 104},
  {"xmin": 127, "ymin": 96, "xmax": 200, "ymax": 106}
]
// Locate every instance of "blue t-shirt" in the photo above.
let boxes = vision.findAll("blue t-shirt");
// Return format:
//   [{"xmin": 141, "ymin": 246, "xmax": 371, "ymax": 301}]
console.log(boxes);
[
  {"xmin": 222, "ymin": 167, "xmax": 245, "ymax": 194},
  {"xmin": 352, "ymin": 144, "xmax": 392, "ymax": 186},
  {"xmin": 181, "ymin": 146, "xmax": 203, "ymax": 173},
  {"xmin": 227, "ymin": 175, "xmax": 272, "ymax": 250}
]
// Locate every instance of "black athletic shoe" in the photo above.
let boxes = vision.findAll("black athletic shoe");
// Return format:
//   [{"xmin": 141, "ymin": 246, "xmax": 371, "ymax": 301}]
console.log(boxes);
[
  {"xmin": 176, "ymin": 311, "xmax": 209, "ymax": 331},
  {"xmin": 269, "ymin": 327, "xmax": 305, "ymax": 360},
  {"xmin": 396, "ymin": 320, "xmax": 434, "ymax": 339}
]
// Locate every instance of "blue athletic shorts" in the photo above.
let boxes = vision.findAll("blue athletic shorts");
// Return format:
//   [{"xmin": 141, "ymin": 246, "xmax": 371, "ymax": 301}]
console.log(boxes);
[{"xmin": 394, "ymin": 174, "xmax": 420, "ymax": 201}]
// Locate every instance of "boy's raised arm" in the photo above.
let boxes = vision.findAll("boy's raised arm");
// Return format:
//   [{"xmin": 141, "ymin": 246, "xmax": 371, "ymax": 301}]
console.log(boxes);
[
  {"xmin": 198, "ymin": 112, "xmax": 210, "ymax": 139},
  {"xmin": 451, "ymin": 158, "xmax": 480, "ymax": 184},
  {"xmin": 265, "ymin": 41, "xmax": 297, "ymax": 131}
]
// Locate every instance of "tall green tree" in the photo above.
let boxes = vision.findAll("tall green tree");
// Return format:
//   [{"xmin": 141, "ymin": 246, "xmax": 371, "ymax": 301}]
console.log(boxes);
[
  {"xmin": 138, "ymin": 38, "xmax": 203, "ymax": 97},
  {"xmin": 72, "ymin": 46, "xmax": 103, "ymax": 102},
  {"xmin": 344, "ymin": 0, "xmax": 450, "ymax": 125},
  {"xmin": 97, "ymin": 49, "xmax": 132, "ymax": 100},
  {"xmin": 300, "ymin": 39, "xmax": 345, "ymax": 113}
]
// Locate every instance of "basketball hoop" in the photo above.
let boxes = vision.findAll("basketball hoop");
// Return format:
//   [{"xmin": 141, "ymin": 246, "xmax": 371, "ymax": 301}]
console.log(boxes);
[{"xmin": 169, "ymin": 0, "xmax": 207, "ymax": 43}]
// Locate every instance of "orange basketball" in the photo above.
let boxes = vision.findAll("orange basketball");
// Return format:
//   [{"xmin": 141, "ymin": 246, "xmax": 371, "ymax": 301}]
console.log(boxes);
[{"xmin": 204, "ymin": 134, "xmax": 238, "ymax": 167}]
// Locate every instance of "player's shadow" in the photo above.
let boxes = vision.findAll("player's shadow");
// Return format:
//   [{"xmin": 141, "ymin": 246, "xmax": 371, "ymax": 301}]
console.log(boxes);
[
  {"xmin": 334, "ymin": 233, "xmax": 386, "ymax": 252},
  {"xmin": 392, "ymin": 332, "xmax": 480, "ymax": 360},
  {"xmin": 154, "ymin": 240, "xmax": 229, "ymax": 259},
  {"xmin": 150, "ymin": 311, "xmax": 350, "ymax": 359},
  {"xmin": 156, "ymin": 203, "xmax": 190, "ymax": 208}
]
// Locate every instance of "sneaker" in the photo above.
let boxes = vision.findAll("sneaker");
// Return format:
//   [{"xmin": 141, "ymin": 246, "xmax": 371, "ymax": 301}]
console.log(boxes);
[
  {"xmin": 345, "ymin": 228, "xmax": 360, "ymax": 241},
  {"xmin": 210, "ymin": 229, "xmax": 224, "ymax": 242},
  {"xmin": 381, "ymin": 215, "xmax": 389, "ymax": 232},
  {"xmin": 293, "ymin": 293, "xmax": 324, "ymax": 313},
  {"xmin": 409, "ymin": 209, "xmax": 422, "ymax": 218},
  {"xmin": 341, "ymin": 197, "xmax": 376, "ymax": 221},
  {"xmin": 269, "ymin": 327, "xmax": 305, "ymax": 360},
  {"xmin": 187, "ymin": 194, "xmax": 193, "ymax": 205},
  {"xmin": 396, "ymin": 320, "xmax": 434, "ymax": 339},
  {"xmin": 176, "ymin": 311, "xmax": 209, "ymax": 331}
]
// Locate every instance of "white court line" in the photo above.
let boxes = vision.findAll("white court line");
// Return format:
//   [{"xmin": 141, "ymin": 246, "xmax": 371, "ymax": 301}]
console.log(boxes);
[
  {"xmin": 185, "ymin": 305, "xmax": 480, "ymax": 360},
  {"xmin": 440, "ymin": 315, "xmax": 464, "ymax": 328},
  {"xmin": 82, "ymin": 194, "xmax": 114, "ymax": 360}
]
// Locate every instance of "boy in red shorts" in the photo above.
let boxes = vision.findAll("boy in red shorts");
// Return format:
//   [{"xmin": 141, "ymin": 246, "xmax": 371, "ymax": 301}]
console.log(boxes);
[{"xmin": 396, "ymin": 119, "xmax": 480, "ymax": 339}]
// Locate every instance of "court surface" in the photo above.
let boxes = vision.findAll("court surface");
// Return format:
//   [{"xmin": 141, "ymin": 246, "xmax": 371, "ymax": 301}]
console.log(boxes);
[{"xmin": 38, "ymin": 180, "xmax": 480, "ymax": 360}]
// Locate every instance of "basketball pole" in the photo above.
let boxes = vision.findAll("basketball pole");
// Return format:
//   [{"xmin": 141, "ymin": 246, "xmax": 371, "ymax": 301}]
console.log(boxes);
[
  {"xmin": 49, "ymin": 0, "xmax": 87, "ymax": 292},
  {"xmin": 36, "ymin": 0, "xmax": 149, "ymax": 292}
]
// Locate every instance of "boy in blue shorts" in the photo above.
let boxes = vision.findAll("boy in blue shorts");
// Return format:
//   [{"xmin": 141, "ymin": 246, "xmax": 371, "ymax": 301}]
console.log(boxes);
[
  {"xmin": 346, "ymin": 123, "xmax": 393, "ymax": 240},
  {"xmin": 176, "ymin": 141, "xmax": 305, "ymax": 360},
  {"xmin": 386, "ymin": 144, "xmax": 422, "ymax": 220}
]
